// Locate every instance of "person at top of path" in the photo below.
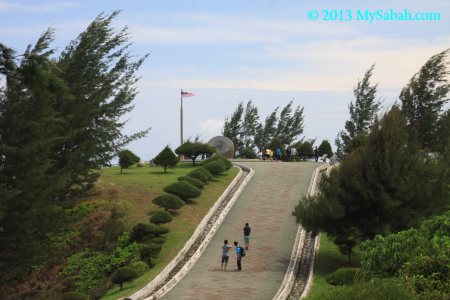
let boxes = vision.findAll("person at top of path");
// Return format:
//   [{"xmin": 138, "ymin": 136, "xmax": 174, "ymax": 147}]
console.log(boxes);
[
  {"xmin": 314, "ymin": 146, "xmax": 319, "ymax": 162},
  {"xmin": 234, "ymin": 241, "xmax": 245, "ymax": 271},
  {"xmin": 290, "ymin": 146, "xmax": 297, "ymax": 160},
  {"xmin": 243, "ymin": 223, "xmax": 251, "ymax": 250},
  {"xmin": 276, "ymin": 147, "xmax": 282, "ymax": 162},
  {"xmin": 221, "ymin": 239, "xmax": 233, "ymax": 271},
  {"xmin": 269, "ymin": 149, "xmax": 274, "ymax": 161},
  {"xmin": 265, "ymin": 148, "xmax": 271, "ymax": 160}
]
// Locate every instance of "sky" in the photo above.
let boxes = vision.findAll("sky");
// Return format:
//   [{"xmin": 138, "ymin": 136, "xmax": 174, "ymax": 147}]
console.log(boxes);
[{"xmin": 1, "ymin": 0, "xmax": 449, "ymax": 160}]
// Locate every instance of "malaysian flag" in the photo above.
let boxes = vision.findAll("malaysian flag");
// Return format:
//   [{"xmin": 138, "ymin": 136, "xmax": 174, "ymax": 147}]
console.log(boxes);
[{"xmin": 181, "ymin": 91, "xmax": 195, "ymax": 97}]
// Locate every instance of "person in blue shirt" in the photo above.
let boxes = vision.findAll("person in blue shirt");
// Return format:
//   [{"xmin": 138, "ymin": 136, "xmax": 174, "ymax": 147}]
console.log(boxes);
[
  {"xmin": 276, "ymin": 147, "xmax": 282, "ymax": 162},
  {"xmin": 233, "ymin": 241, "xmax": 244, "ymax": 271}
]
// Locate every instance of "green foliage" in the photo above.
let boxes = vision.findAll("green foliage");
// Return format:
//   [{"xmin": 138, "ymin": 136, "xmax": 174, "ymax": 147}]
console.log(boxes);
[
  {"xmin": 400, "ymin": 49, "xmax": 450, "ymax": 150},
  {"xmin": 61, "ymin": 291, "xmax": 88, "ymax": 300},
  {"xmin": 149, "ymin": 211, "xmax": 173, "ymax": 225},
  {"xmin": 119, "ymin": 149, "xmax": 140, "ymax": 173},
  {"xmin": 149, "ymin": 237, "xmax": 166, "ymax": 244},
  {"xmin": 202, "ymin": 155, "xmax": 233, "ymax": 170},
  {"xmin": 293, "ymin": 106, "xmax": 446, "ymax": 264},
  {"xmin": 130, "ymin": 223, "xmax": 164, "ymax": 242},
  {"xmin": 111, "ymin": 266, "xmax": 138, "ymax": 291},
  {"xmin": 175, "ymin": 142, "xmax": 215, "ymax": 165},
  {"xmin": 360, "ymin": 211, "xmax": 450, "ymax": 298},
  {"xmin": 317, "ymin": 278, "xmax": 417, "ymax": 300},
  {"xmin": 337, "ymin": 64, "xmax": 380, "ymax": 156},
  {"xmin": 0, "ymin": 11, "xmax": 149, "ymax": 281},
  {"xmin": 223, "ymin": 102, "xmax": 245, "ymax": 156},
  {"xmin": 138, "ymin": 243, "xmax": 162, "ymax": 262},
  {"xmin": 178, "ymin": 176, "xmax": 205, "ymax": 189},
  {"xmin": 318, "ymin": 140, "xmax": 333, "ymax": 158},
  {"xmin": 325, "ymin": 268, "xmax": 358, "ymax": 286},
  {"xmin": 153, "ymin": 145, "xmax": 178, "ymax": 173},
  {"xmin": 297, "ymin": 140, "xmax": 314, "ymax": 159},
  {"xmin": 202, "ymin": 161, "xmax": 227, "ymax": 175},
  {"xmin": 163, "ymin": 181, "xmax": 202, "ymax": 200},
  {"xmin": 239, "ymin": 148, "xmax": 257, "ymax": 159},
  {"xmin": 152, "ymin": 194, "xmax": 185, "ymax": 211},
  {"xmin": 129, "ymin": 261, "xmax": 149, "ymax": 276},
  {"xmin": 187, "ymin": 170, "xmax": 209, "ymax": 183}
]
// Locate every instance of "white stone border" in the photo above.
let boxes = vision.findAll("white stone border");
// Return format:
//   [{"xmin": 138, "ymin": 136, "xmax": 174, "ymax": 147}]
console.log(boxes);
[
  {"xmin": 272, "ymin": 164, "xmax": 330, "ymax": 300},
  {"xmin": 125, "ymin": 164, "xmax": 254, "ymax": 300}
]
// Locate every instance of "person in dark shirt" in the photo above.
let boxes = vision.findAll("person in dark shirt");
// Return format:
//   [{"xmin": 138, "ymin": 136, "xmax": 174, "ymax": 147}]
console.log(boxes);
[
  {"xmin": 234, "ymin": 241, "xmax": 243, "ymax": 271},
  {"xmin": 243, "ymin": 223, "xmax": 251, "ymax": 250}
]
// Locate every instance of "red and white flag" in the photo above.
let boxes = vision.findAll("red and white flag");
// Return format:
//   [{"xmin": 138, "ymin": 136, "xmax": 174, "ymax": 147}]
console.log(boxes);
[{"xmin": 181, "ymin": 91, "xmax": 195, "ymax": 97}]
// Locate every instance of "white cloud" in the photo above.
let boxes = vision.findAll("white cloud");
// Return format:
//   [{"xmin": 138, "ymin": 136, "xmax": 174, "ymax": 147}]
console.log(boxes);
[{"xmin": 199, "ymin": 118, "xmax": 224, "ymax": 137}]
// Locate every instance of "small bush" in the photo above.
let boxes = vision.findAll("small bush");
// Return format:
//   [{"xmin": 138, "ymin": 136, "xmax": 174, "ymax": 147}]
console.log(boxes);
[
  {"xmin": 89, "ymin": 285, "xmax": 109, "ymax": 300},
  {"xmin": 178, "ymin": 176, "xmax": 204, "ymax": 189},
  {"xmin": 202, "ymin": 155, "xmax": 233, "ymax": 169},
  {"xmin": 139, "ymin": 243, "xmax": 162, "ymax": 262},
  {"xmin": 150, "ymin": 237, "xmax": 166, "ymax": 244},
  {"xmin": 150, "ymin": 211, "xmax": 173, "ymax": 225},
  {"xmin": 202, "ymin": 161, "xmax": 226, "ymax": 175},
  {"xmin": 196, "ymin": 167, "xmax": 213, "ymax": 179},
  {"xmin": 163, "ymin": 181, "xmax": 201, "ymax": 200},
  {"xmin": 130, "ymin": 261, "xmax": 149, "ymax": 276},
  {"xmin": 240, "ymin": 148, "xmax": 257, "ymax": 159},
  {"xmin": 61, "ymin": 292, "xmax": 88, "ymax": 300},
  {"xmin": 325, "ymin": 267, "xmax": 359, "ymax": 286},
  {"xmin": 187, "ymin": 170, "xmax": 209, "ymax": 183},
  {"xmin": 111, "ymin": 266, "xmax": 138, "ymax": 291},
  {"xmin": 130, "ymin": 223, "xmax": 160, "ymax": 242},
  {"xmin": 152, "ymin": 194, "xmax": 185, "ymax": 211},
  {"xmin": 153, "ymin": 146, "xmax": 178, "ymax": 173},
  {"xmin": 154, "ymin": 225, "xmax": 169, "ymax": 236}
]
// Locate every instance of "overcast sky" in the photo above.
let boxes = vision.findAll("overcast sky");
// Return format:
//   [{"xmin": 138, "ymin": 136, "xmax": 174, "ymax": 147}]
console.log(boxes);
[{"xmin": 1, "ymin": 0, "xmax": 449, "ymax": 159}]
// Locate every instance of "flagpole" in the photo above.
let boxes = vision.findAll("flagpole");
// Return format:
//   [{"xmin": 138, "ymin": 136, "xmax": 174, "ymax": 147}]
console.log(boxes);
[{"xmin": 180, "ymin": 89, "xmax": 183, "ymax": 146}]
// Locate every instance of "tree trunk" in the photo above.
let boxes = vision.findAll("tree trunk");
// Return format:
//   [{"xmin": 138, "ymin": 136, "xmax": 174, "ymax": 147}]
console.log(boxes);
[{"xmin": 120, "ymin": 166, "xmax": 123, "ymax": 174}]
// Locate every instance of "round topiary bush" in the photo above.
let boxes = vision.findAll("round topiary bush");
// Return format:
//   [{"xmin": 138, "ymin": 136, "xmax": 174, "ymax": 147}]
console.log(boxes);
[
  {"xmin": 139, "ymin": 243, "xmax": 162, "ymax": 262},
  {"xmin": 163, "ymin": 181, "xmax": 201, "ymax": 200},
  {"xmin": 187, "ymin": 170, "xmax": 209, "ymax": 183},
  {"xmin": 152, "ymin": 194, "xmax": 185, "ymax": 211},
  {"xmin": 239, "ymin": 148, "xmax": 257, "ymax": 159},
  {"xmin": 61, "ymin": 292, "xmax": 88, "ymax": 300},
  {"xmin": 196, "ymin": 167, "xmax": 213, "ymax": 179},
  {"xmin": 202, "ymin": 155, "xmax": 233, "ymax": 169},
  {"xmin": 111, "ymin": 266, "xmax": 138, "ymax": 291},
  {"xmin": 150, "ymin": 211, "xmax": 173, "ymax": 225},
  {"xmin": 202, "ymin": 160, "xmax": 226, "ymax": 175},
  {"xmin": 178, "ymin": 176, "xmax": 205, "ymax": 189},
  {"xmin": 130, "ymin": 223, "xmax": 160, "ymax": 242},
  {"xmin": 325, "ymin": 267, "xmax": 359, "ymax": 286}
]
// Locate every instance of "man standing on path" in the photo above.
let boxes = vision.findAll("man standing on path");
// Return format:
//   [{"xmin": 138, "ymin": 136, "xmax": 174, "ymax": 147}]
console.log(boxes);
[
  {"xmin": 234, "ymin": 241, "xmax": 243, "ymax": 271},
  {"xmin": 221, "ymin": 240, "xmax": 233, "ymax": 271},
  {"xmin": 276, "ymin": 146, "xmax": 282, "ymax": 162},
  {"xmin": 243, "ymin": 223, "xmax": 251, "ymax": 250},
  {"xmin": 314, "ymin": 146, "xmax": 319, "ymax": 162}
]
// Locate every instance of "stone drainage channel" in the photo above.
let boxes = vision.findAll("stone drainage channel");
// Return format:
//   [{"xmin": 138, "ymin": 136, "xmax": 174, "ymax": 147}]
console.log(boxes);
[{"xmin": 125, "ymin": 163, "xmax": 329, "ymax": 300}]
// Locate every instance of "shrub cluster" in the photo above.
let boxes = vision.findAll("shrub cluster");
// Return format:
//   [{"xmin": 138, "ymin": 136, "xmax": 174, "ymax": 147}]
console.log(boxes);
[
  {"xmin": 163, "ymin": 181, "xmax": 201, "ymax": 200},
  {"xmin": 178, "ymin": 176, "xmax": 205, "ymax": 189}
]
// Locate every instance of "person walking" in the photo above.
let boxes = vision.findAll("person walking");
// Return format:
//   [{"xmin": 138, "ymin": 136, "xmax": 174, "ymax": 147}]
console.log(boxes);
[
  {"xmin": 314, "ymin": 146, "xmax": 319, "ymax": 162},
  {"xmin": 243, "ymin": 223, "xmax": 251, "ymax": 250},
  {"xmin": 234, "ymin": 241, "xmax": 244, "ymax": 271},
  {"xmin": 276, "ymin": 147, "xmax": 282, "ymax": 162},
  {"xmin": 221, "ymin": 239, "xmax": 233, "ymax": 271}
]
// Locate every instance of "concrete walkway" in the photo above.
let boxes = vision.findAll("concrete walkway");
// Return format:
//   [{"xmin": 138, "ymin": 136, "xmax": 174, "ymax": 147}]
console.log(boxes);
[{"xmin": 162, "ymin": 162, "xmax": 321, "ymax": 300}]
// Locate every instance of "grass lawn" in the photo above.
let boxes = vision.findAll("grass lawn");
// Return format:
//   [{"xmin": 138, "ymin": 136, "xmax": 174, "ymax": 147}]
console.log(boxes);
[
  {"xmin": 305, "ymin": 233, "xmax": 360, "ymax": 299},
  {"xmin": 99, "ymin": 162, "xmax": 239, "ymax": 300}
]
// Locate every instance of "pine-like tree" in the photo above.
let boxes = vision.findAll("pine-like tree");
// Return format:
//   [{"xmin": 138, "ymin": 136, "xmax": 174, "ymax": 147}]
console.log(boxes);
[
  {"xmin": 318, "ymin": 140, "xmax": 333, "ymax": 157},
  {"xmin": 400, "ymin": 49, "xmax": 450, "ymax": 150},
  {"xmin": 222, "ymin": 102, "xmax": 244, "ymax": 156},
  {"xmin": 241, "ymin": 100, "xmax": 261, "ymax": 150}
]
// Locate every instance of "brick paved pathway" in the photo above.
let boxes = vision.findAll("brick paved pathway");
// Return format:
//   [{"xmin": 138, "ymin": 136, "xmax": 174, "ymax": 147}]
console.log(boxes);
[{"xmin": 162, "ymin": 162, "xmax": 320, "ymax": 300}]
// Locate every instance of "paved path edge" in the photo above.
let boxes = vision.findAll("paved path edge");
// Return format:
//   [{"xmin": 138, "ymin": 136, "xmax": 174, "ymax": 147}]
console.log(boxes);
[{"xmin": 272, "ymin": 164, "xmax": 330, "ymax": 300}]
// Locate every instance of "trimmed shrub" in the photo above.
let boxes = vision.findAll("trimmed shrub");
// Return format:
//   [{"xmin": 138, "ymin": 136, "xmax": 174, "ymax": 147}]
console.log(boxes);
[
  {"xmin": 202, "ymin": 160, "xmax": 226, "ymax": 175},
  {"xmin": 186, "ymin": 170, "xmax": 209, "ymax": 183},
  {"xmin": 150, "ymin": 237, "xmax": 166, "ymax": 244},
  {"xmin": 196, "ymin": 167, "xmax": 213, "ymax": 179},
  {"xmin": 202, "ymin": 155, "xmax": 233, "ymax": 169},
  {"xmin": 153, "ymin": 146, "xmax": 178, "ymax": 173},
  {"xmin": 139, "ymin": 243, "xmax": 162, "ymax": 262},
  {"xmin": 130, "ymin": 223, "xmax": 160, "ymax": 242},
  {"xmin": 325, "ymin": 267, "xmax": 359, "ymax": 286},
  {"xmin": 62, "ymin": 292, "xmax": 88, "ymax": 300},
  {"xmin": 163, "ymin": 181, "xmax": 201, "ymax": 200},
  {"xmin": 111, "ymin": 266, "xmax": 138, "ymax": 291},
  {"xmin": 178, "ymin": 176, "xmax": 204, "ymax": 189},
  {"xmin": 240, "ymin": 148, "xmax": 257, "ymax": 159},
  {"xmin": 154, "ymin": 225, "xmax": 169, "ymax": 236},
  {"xmin": 150, "ymin": 211, "xmax": 173, "ymax": 225},
  {"xmin": 130, "ymin": 261, "xmax": 149, "ymax": 276},
  {"xmin": 152, "ymin": 194, "xmax": 184, "ymax": 211}
]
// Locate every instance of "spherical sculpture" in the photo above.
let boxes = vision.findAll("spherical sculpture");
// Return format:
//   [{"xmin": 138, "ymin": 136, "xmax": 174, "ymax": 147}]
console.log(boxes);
[{"xmin": 208, "ymin": 136, "xmax": 234, "ymax": 158}]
